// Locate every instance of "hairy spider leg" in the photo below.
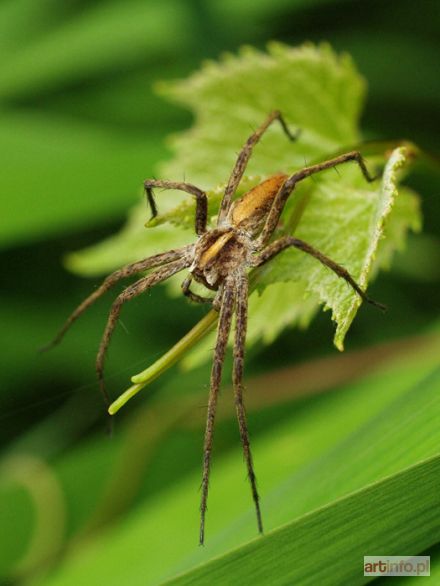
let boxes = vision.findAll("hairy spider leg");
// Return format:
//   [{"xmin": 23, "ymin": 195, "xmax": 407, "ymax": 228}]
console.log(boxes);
[
  {"xmin": 232, "ymin": 270, "xmax": 263, "ymax": 535},
  {"xmin": 257, "ymin": 151, "xmax": 378, "ymax": 248},
  {"xmin": 181, "ymin": 275, "xmax": 214, "ymax": 304},
  {"xmin": 253, "ymin": 236, "xmax": 386, "ymax": 311},
  {"xmin": 218, "ymin": 110, "xmax": 300, "ymax": 223},
  {"xmin": 144, "ymin": 180, "xmax": 208, "ymax": 236},
  {"xmin": 41, "ymin": 246, "xmax": 191, "ymax": 354},
  {"xmin": 200, "ymin": 278, "xmax": 235, "ymax": 545},
  {"xmin": 95, "ymin": 258, "xmax": 190, "ymax": 406}
]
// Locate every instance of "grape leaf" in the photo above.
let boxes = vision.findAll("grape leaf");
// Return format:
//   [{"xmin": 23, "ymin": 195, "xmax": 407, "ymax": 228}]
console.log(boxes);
[{"xmin": 66, "ymin": 42, "xmax": 421, "ymax": 365}]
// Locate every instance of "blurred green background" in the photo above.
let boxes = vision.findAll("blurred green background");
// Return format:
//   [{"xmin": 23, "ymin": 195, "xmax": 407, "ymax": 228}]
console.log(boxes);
[{"xmin": 1, "ymin": 0, "xmax": 439, "ymax": 584}]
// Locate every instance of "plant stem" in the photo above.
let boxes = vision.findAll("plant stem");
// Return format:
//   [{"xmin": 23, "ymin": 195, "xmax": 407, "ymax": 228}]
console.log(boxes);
[{"xmin": 108, "ymin": 309, "xmax": 219, "ymax": 414}]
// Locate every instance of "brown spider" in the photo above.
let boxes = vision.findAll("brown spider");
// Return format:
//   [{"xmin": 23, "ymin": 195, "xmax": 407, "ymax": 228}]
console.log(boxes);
[{"xmin": 45, "ymin": 111, "xmax": 384, "ymax": 545}]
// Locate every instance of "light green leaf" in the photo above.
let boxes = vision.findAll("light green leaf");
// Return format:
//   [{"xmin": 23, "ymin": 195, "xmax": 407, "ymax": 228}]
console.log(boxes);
[
  {"xmin": 68, "ymin": 42, "xmax": 421, "ymax": 372},
  {"xmin": 156, "ymin": 42, "xmax": 365, "ymax": 181},
  {"xmin": 181, "ymin": 148, "xmax": 420, "ymax": 369},
  {"xmin": 253, "ymin": 147, "xmax": 420, "ymax": 351},
  {"xmin": 68, "ymin": 42, "xmax": 367, "ymax": 271}
]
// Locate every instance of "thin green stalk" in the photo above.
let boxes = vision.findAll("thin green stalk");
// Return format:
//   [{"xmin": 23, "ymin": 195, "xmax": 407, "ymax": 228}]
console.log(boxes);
[{"xmin": 108, "ymin": 309, "xmax": 218, "ymax": 414}]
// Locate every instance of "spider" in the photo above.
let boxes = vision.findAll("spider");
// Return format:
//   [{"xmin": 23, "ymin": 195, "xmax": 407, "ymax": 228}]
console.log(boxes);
[{"xmin": 45, "ymin": 110, "xmax": 385, "ymax": 545}]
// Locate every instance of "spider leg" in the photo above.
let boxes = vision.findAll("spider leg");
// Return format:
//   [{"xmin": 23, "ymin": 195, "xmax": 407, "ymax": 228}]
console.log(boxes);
[
  {"xmin": 181, "ymin": 275, "xmax": 215, "ymax": 304},
  {"xmin": 218, "ymin": 110, "xmax": 300, "ymax": 224},
  {"xmin": 144, "ymin": 179, "xmax": 208, "ymax": 235},
  {"xmin": 41, "ymin": 245, "xmax": 191, "ymax": 352},
  {"xmin": 96, "ymin": 258, "xmax": 190, "ymax": 408},
  {"xmin": 233, "ymin": 271, "xmax": 263, "ymax": 534},
  {"xmin": 200, "ymin": 276, "xmax": 235, "ymax": 545},
  {"xmin": 253, "ymin": 236, "xmax": 386, "ymax": 311},
  {"xmin": 257, "ymin": 151, "xmax": 379, "ymax": 247}
]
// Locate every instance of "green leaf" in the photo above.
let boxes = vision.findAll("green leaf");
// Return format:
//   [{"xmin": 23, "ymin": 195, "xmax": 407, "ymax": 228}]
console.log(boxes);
[
  {"xmin": 156, "ymin": 42, "xmax": 365, "ymax": 182},
  {"xmin": 68, "ymin": 42, "xmax": 421, "ymax": 371},
  {"xmin": 34, "ymin": 333, "xmax": 440, "ymax": 586},
  {"xmin": 68, "ymin": 42, "xmax": 367, "ymax": 269},
  {"xmin": 266, "ymin": 147, "xmax": 421, "ymax": 351},
  {"xmin": 181, "ymin": 148, "xmax": 420, "ymax": 370},
  {"xmin": 169, "ymin": 455, "xmax": 440, "ymax": 586}
]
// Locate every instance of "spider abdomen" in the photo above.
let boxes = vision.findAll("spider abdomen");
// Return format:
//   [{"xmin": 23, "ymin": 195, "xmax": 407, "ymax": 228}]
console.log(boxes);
[{"xmin": 228, "ymin": 173, "xmax": 288, "ymax": 234}]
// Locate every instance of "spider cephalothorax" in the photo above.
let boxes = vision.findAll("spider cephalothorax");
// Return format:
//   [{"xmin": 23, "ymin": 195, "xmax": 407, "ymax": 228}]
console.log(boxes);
[
  {"xmin": 46, "ymin": 111, "xmax": 384, "ymax": 544},
  {"xmin": 191, "ymin": 228, "xmax": 253, "ymax": 290}
]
